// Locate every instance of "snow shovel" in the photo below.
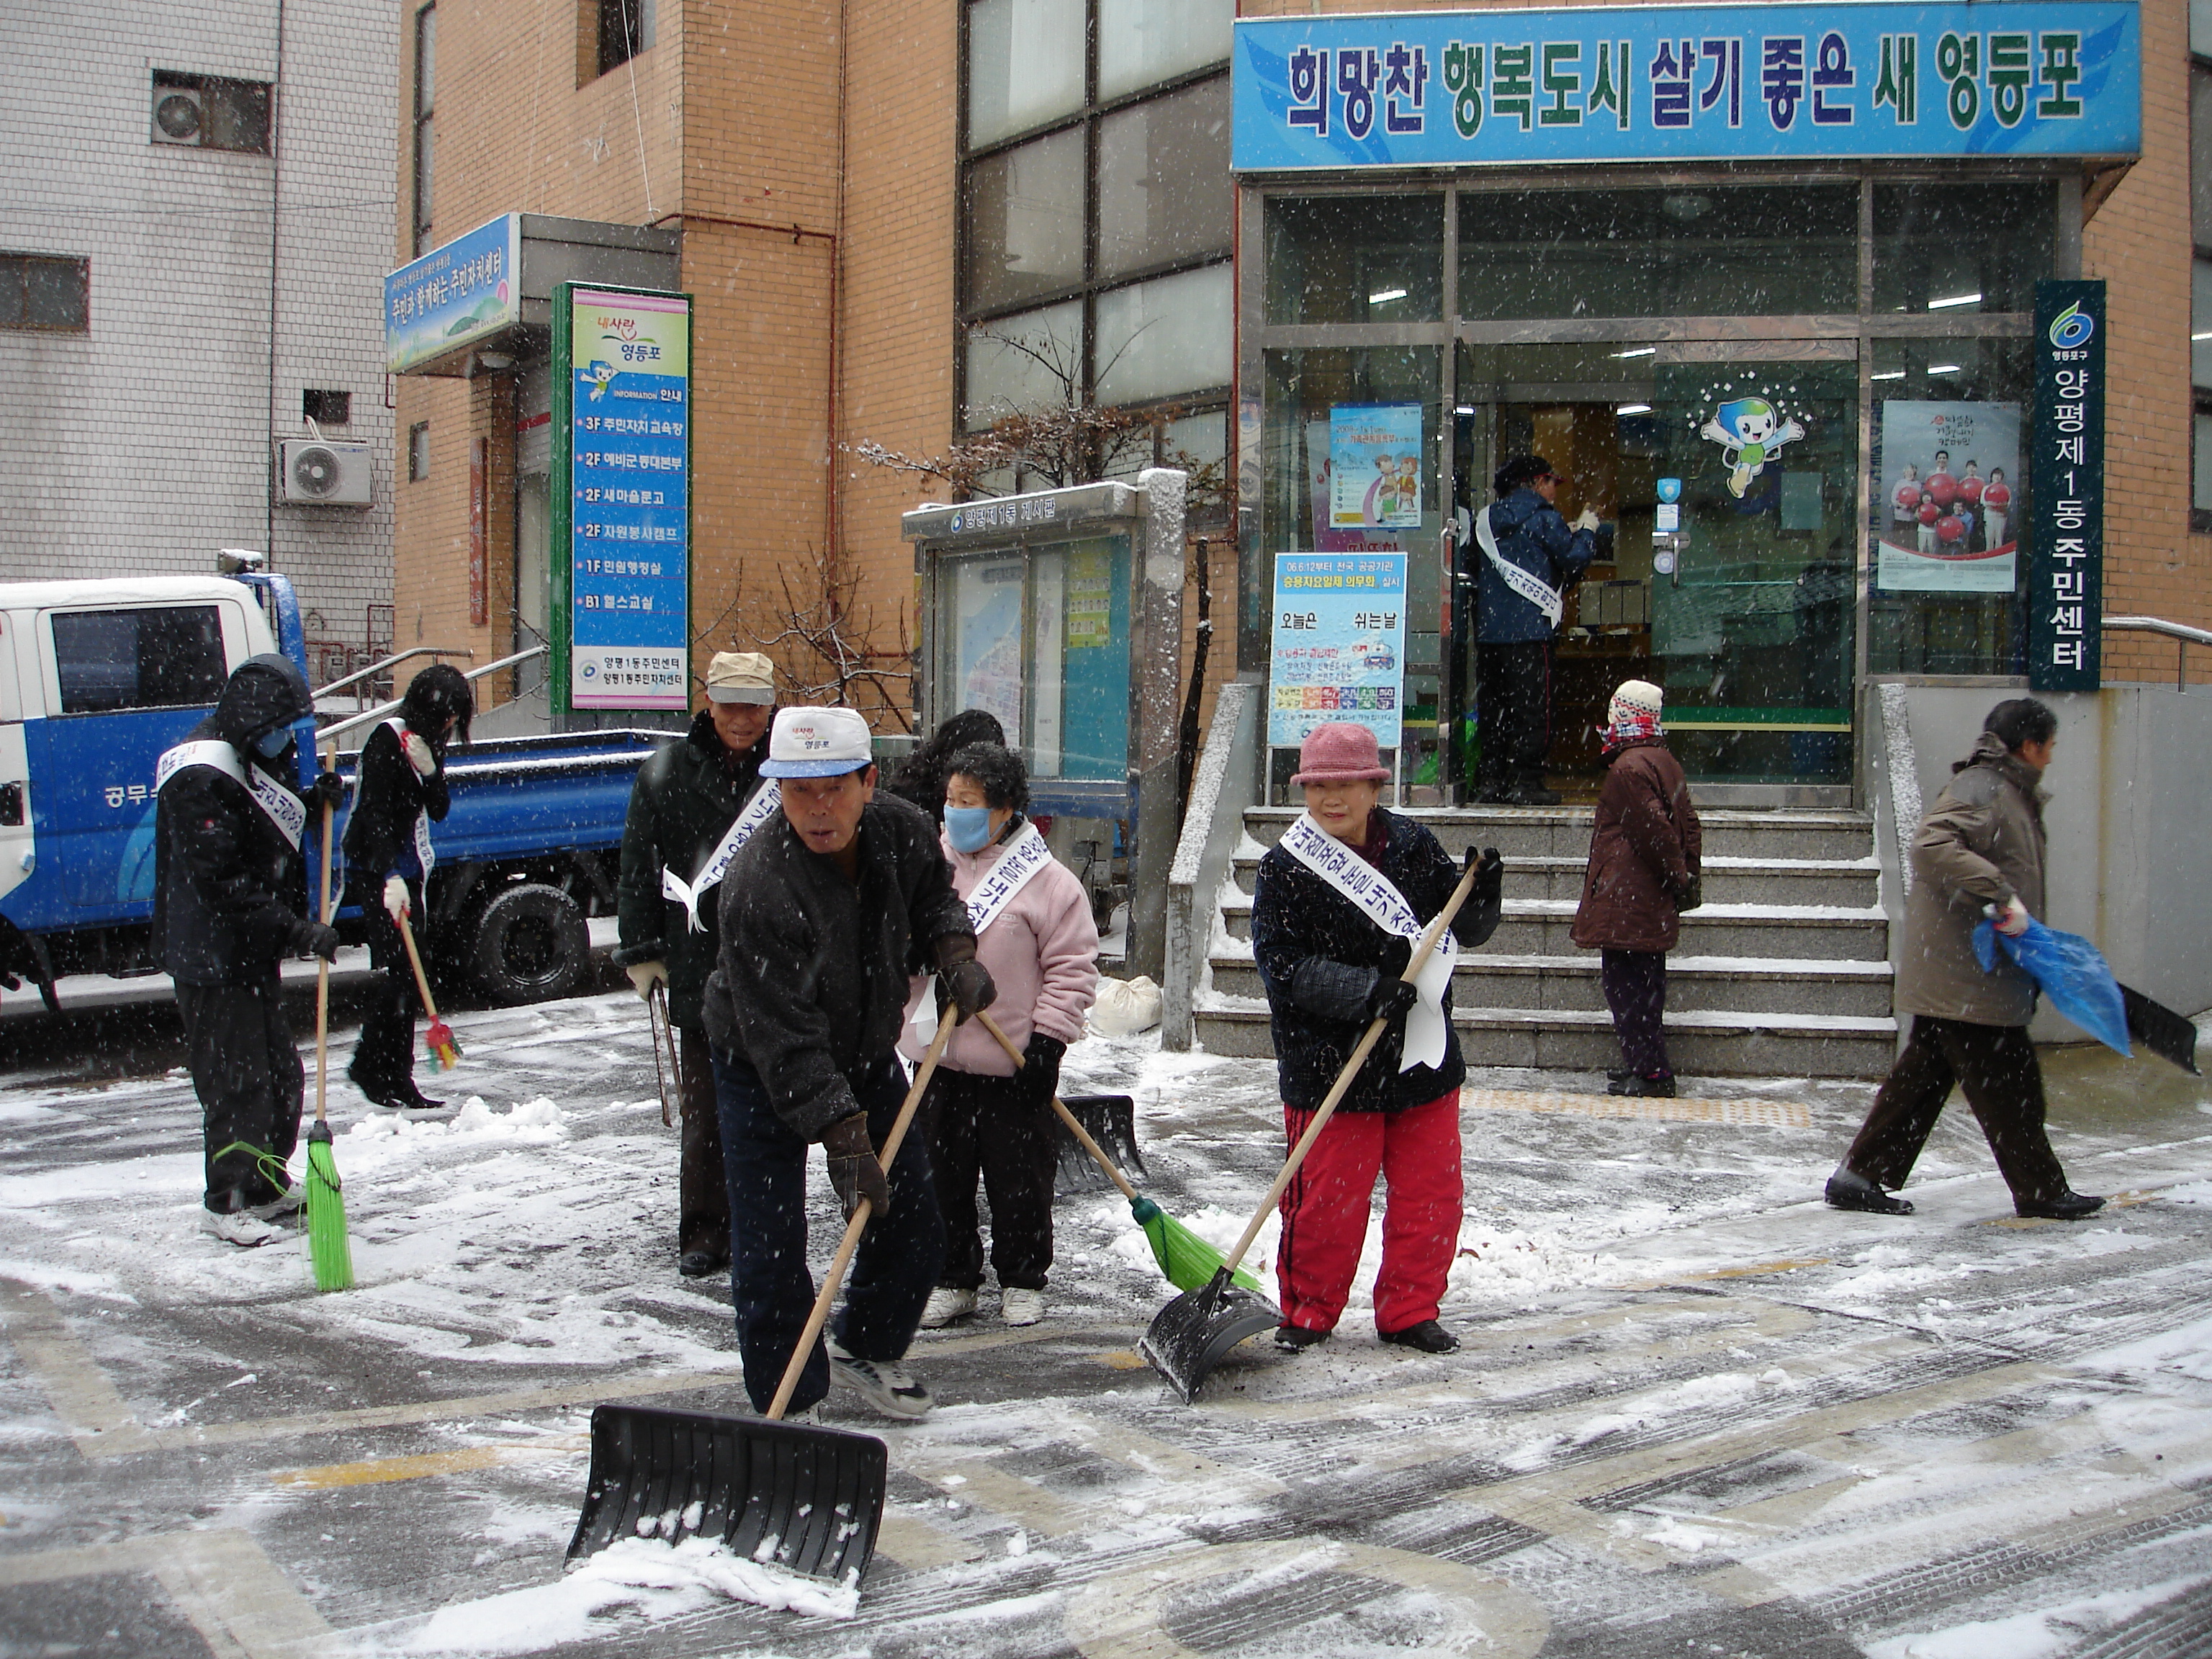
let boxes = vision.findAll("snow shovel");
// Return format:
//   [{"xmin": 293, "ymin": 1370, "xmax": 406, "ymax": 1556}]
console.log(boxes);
[
  {"xmin": 645, "ymin": 981, "xmax": 680, "ymax": 1126},
  {"xmin": 306, "ymin": 796, "xmax": 353, "ymax": 1292},
  {"xmin": 975, "ymin": 1011, "xmax": 1259, "ymax": 1295},
  {"xmin": 395, "ymin": 910, "xmax": 461, "ymax": 1069},
  {"xmin": 2121, "ymin": 984, "xmax": 2202, "ymax": 1075},
  {"xmin": 567, "ymin": 1015, "xmax": 958, "ymax": 1592},
  {"xmin": 1052, "ymin": 1096, "xmax": 1148, "ymax": 1192},
  {"xmin": 1140, "ymin": 849, "xmax": 1496, "ymax": 1403}
]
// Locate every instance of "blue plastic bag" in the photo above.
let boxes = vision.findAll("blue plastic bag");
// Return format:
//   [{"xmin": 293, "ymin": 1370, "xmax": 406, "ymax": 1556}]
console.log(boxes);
[{"xmin": 1973, "ymin": 915, "xmax": 2131, "ymax": 1056}]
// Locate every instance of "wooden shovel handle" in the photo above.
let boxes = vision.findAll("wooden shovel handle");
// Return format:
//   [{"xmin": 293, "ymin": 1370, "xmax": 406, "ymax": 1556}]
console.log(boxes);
[
  {"xmin": 1219, "ymin": 853, "xmax": 1484, "ymax": 1276},
  {"xmin": 314, "ymin": 796, "xmax": 333, "ymax": 1127},
  {"xmin": 976, "ymin": 1010, "xmax": 1139, "ymax": 1203},
  {"xmin": 765, "ymin": 1012, "xmax": 957, "ymax": 1422},
  {"xmin": 395, "ymin": 908, "xmax": 440, "ymax": 1022}
]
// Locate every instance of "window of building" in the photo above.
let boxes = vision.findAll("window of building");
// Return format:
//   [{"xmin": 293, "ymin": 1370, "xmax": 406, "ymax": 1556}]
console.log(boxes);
[
  {"xmin": 413, "ymin": 5, "xmax": 436, "ymax": 256},
  {"xmin": 408, "ymin": 422, "xmax": 431, "ymax": 482},
  {"xmin": 0, "ymin": 254, "xmax": 89, "ymax": 333},
  {"xmin": 302, "ymin": 389, "xmax": 351, "ymax": 426},
  {"xmin": 149, "ymin": 71, "xmax": 271, "ymax": 155},
  {"xmin": 51, "ymin": 608, "xmax": 228, "ymax": 714},
  {"xmin": 2193, "ymin": 1, "xmax": 2212, "ymax": 528},
  {"xmin": 592, "ymin": 0, "xmax": 652, "ymax": 81},
  {"xmin": 959, "ymin": 0, "xmax": 1233, "ymax": 433}
]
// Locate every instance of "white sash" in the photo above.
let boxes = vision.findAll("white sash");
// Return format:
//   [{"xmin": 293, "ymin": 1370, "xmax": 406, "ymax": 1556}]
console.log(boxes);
[
  {"xmin": 1475, "ymin": 503, "xmax": 1564, "ymax": 629},
  {"xmin": 662, "ymin": 778, "xmax": 781, "ymax": 933},
  {"xmin": 156, "ymin": 739, "xmax": 307, "ymax": 850},
  {"xmin": 908, "ymin": 821, "xmax": 1053, "ymax": 1046},
  {"xmin": 1278, "ymin": 812, "xmax": 1456, "ymax": 1072},
  {"xmin": 382, "ymin": 718, "xmax": 436, "ymax": 878}
]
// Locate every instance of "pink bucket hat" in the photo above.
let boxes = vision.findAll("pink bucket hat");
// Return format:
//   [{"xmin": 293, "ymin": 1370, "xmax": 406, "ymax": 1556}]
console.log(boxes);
[{"xmin": 1292, "ymin": 721, "xmax": 1390, "ymax": 786}]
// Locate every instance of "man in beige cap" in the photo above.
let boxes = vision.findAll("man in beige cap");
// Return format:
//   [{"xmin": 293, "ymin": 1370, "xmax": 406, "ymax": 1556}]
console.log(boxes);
[{"xmin": 615, "ymin": 650, "xmax": 779, "ymax": 1279}]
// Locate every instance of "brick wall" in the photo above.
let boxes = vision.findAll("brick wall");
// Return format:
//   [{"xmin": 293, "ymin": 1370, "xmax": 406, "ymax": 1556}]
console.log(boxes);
[{"xmin": 0, "ymin": 0, "xmax": 397, "ymax": 646}]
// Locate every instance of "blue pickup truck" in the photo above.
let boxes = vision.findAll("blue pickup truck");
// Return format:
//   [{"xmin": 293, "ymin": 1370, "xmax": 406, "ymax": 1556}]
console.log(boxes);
[{"xmin": 0, "ymin": 567, "xmax": 665, "ymax": 1012}]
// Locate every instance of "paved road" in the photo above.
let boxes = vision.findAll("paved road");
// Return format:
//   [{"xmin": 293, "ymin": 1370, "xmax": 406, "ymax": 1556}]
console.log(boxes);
[{"xmin": 1, "ymin": 992, "xmax": 2208, "ymax": 1656}]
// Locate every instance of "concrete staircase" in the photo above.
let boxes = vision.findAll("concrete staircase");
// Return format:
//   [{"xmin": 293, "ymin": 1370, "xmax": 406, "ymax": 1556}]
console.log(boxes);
[{"xmin": 1193, "ymin": 805, "xmax": 1897, "ymax": 1079}]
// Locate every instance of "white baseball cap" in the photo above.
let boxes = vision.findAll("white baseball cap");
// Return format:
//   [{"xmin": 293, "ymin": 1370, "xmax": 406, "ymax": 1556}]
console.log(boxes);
[{"xmin": 759, "ymin": 705, "xmax": 875, "ymax": 778}]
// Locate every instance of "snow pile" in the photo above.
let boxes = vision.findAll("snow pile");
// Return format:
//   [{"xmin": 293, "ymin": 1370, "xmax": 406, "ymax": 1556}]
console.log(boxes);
[
  {"xmin": 1863, "ymin": 1575, "xmax": 2211, "ymax": 1659},
  {"xmin": 393, "ymin": 1537, "xmax": 855, "ymax": 1653},
  {"xmin": 1449, "ymin": 1223, "xmax": 1632, "ymax": 1299},
  {"xmin": 343, "ymin": 1096, "xmax": 566, "ymax": 1159}
]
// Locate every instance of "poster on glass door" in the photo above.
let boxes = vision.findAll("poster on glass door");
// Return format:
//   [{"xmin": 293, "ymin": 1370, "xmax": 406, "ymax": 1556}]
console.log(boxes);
[
  {"xmin": 1269, "ymin": 552, "xmax": 1408, "ymax": 750},
  {"xmin": 1875, "ymin": 402, "xmax": 2021, "ymax": 594},
  {"xmin": 1328, "ymin": 404, "xmax": 1424, "ymax": 530}
]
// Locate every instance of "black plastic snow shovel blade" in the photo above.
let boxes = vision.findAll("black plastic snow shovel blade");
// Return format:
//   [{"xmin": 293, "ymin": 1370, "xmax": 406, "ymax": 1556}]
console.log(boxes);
[
  {"xmin": 567, "ymin": 1403, "xmax": 886, "ymax": 1588},
  {"xmin": 2121, "ymin": 984, "xmax": 2202, "ymax": 1075},
  {"xmin": 1139, "ymin": 1267, "xmax": 1281, "ymax": 1403},
  {"xmin": 1053, "ymin": 1094, "xmax": 1146, "ymax": 1195}
]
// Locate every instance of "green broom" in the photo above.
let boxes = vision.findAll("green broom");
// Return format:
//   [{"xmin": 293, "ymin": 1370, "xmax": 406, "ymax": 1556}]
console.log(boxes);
[
  {"xmin": 306, "ymin": 794, "xmax": 353, "ymax": 1291},
  {"xmin": 976, "ymin": 1012, "xmax": 1260, "ymax": 1295}
]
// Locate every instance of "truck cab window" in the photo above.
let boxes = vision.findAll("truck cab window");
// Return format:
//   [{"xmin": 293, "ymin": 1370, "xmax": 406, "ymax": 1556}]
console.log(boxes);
[{"xmin": 51, "ymin": 606, "xmax": 227, "ymax": 714}]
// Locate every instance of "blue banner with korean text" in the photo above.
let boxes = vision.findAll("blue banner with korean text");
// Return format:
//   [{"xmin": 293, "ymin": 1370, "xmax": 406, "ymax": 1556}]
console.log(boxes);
[
  {"xmin": 557, "ymin": 287, "xmax": 692, "ymax": 712},
  {"xmin": 385, "ymin": 215, "xmax": 521, "ymax": 373},
  {"xmin": 1269, "ymin": 552, "xmax": 1410, "ymax": 751},
  {"xmin": 1233, "ymin": 4, "xmax": 2139, "ymax": 170},
  {"xmin": 2028, "ymin": 280, "xmax": 2103, "ymax": 692}
]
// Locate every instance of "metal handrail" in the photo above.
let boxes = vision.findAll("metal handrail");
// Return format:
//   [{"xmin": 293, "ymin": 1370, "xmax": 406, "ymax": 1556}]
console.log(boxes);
[
  {"xmin": 315, "ymin": 644, "xmax": 549, "ymax": 749},
  {"xmin": 314, "ymin": 644, "xmax": 475, "ymax": 699},
  {"xmin": 2104, "ymin": 615, "xmax": 2212, "ymax": 691}
]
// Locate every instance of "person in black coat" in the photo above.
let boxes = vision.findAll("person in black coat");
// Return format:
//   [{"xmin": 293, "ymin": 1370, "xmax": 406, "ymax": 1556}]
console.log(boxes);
[
  {"xmin": 882, "ymin": 708, "xmax": 1005, "ymax": 824},
  {"xmin": 1250, "ymin": 721, "xmax": 1501, "ymax": 1354},
  {"xmin": 613, "ymin": 650, "xmax": 776, "ymax": 1279},
  {"xmin": 154, "ymin": 652, "xmax": 343, "ymax": 1246},
  {"xmin": 341, "ymin": 663, "xmax": 470, "ymax": 1110},
  {"xmin": 700, "ymin": 706, "xmax": 994, "ymax": 1421}
]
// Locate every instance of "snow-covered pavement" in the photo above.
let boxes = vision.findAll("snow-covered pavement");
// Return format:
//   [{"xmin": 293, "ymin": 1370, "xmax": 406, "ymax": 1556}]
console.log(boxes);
[{"xmin": 2, "ymin": 988, "xmax": 2209, "ymax": 1655}]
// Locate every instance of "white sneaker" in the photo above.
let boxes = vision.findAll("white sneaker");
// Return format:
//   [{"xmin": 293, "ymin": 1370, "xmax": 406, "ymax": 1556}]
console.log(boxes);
[
  {"xmin": 1000, "ymin": 1287, "xmax": 1046, "ymax": 1326},
  {"xmin": 248, "ymin": 1184, "xmax": 304, "ymax": 1221},
  {"xmin": 826, "ymin": 1339, "xmax": 933, "ymax": 1419},
  {"xmin": 919, "ymin": 1287, "xmax": 977, "ymax": 1328},
  {"xmin": 201, "ymin": 1208, "xmax": 282, "ymax": 1248}
]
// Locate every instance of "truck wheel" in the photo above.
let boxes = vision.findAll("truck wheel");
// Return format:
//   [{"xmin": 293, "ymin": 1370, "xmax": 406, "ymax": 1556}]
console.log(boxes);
[{"xmin": 467, "ymin": 883, "xmax": 588, "ymax": 1005}]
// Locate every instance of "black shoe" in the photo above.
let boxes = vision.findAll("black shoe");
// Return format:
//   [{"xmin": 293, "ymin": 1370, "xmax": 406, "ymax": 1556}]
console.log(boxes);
[
  {"xmin": 678, "ymin": 1248, "xmax": 729, "ymax": 1279},
  {"xmin": 1607, "ymin": 1074, "xmax": 1676, "ymax": 1097},
  {"xmin": 395, "ymin": 1083, "xmax": 446, "ymax": 1111},
  {"xmin": 2015, "ymin": 1190, "xmax": 2105, "ymax": 1221},
  {"xmin": 1274, "ymin": 1323, "xmax": 1329, "ymax": 1352},
  {"xmin": 1379, "ymin": 1319, "xmax": 1460, "ymax": 1354},
  {"xmin": 1606, "ymin": 1067, "xmax": 1632, "ymax": 1084},
  {"xmin": 1826, "ymin": 1169, "xmax": 1914, "ymax": 1215}
]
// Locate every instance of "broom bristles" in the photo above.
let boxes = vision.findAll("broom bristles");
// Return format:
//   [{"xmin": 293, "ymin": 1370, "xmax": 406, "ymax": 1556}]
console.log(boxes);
[
  {"xmin": 426, "ymin": 1020, "xmax": 461, "ymax": 1070},
  {"xmin": 1132, "ymin": 1198, "xmax": 1263, "ymax": 1294},
  {"xmin": 306, "ymin": 1131, "xmax": 354, "ymax": 1292}
]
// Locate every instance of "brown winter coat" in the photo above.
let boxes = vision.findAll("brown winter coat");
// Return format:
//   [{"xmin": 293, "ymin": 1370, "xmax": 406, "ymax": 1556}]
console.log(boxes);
[
  {"xmin": 1893, "ymin": 730, "xmax": 2048, "ymax": 1028},
  {"xmin": 1571, "ymin": 739, "xmax": 1702, "ymax": 955}
]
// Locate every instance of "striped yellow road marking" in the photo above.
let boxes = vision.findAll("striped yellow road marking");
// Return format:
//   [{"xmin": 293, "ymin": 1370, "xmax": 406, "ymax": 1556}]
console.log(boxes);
[
  {"xmin": 271, "ymin": 1437, "xmax": 585, "ymax": 1490},
  {"xmin": 1462, "ymin": 1088, "xmax": 1813, "ymax": 1128}
]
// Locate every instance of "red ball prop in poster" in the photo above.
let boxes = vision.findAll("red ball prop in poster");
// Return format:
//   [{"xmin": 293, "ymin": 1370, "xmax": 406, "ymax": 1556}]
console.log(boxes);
[
  {"xmin": 1936, "ymin": 514, "xmax": 1967, "ymax": 544},
  {"xmin": 1918, "ymin": 501, "xmax": 1942, "ymax": 526},
  {"xmin": 1925, "ymin": 471, "xmax": 1959, "ymax": 508}
]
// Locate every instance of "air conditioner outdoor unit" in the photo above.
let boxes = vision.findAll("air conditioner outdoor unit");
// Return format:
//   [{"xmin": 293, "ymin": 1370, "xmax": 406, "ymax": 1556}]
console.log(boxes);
[
  {"xmin": 278, "ymin": 439, "xmax": 374, "ymax": 506},
  {"xmin": 150, "ymin": 84, "xmax": 204, "ymax": 145}
]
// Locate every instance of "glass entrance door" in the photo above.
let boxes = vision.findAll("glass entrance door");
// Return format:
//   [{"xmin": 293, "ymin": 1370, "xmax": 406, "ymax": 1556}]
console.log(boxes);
[{"xmin": 1452, "ymin": 339, "xmax": 1856, "ymax": 797}]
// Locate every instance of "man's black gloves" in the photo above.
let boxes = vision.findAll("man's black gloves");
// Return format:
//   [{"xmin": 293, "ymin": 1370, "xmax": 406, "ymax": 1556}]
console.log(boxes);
[
  {"xmin": 1364, "ymin": 974, "xmax": 1420, "ymax": 1022},
  {"xmin": 934, "ymin": 934, "xmax": 997, "ymax": 1025},
  {"xmin": 1019, "ymin": 1032, "xmax": 1066, "ymax": 1110},
  {"xmin": 294, "ymin": 920, "xmax": 341, "ymax": 961},
  {"xmin": 307, "ymin": 771, "xmax": 346, "ymax": 814},
  {"xmin": 1461, "ymin": 845, "xmax": 1505, "ymax": 948},
  {"xmin": 820, "ymin": 1113, "xmax": 890, "ymax": 1225}
]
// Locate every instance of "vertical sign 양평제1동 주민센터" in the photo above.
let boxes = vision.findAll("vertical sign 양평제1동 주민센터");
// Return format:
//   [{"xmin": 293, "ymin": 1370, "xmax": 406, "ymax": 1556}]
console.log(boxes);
[
  {"xmin": 1269, "ymin": 553, "xmax": 1409, "ymax": 752},
  {"xmin": 2029, "ymin": 280, "xmax": 2103, "ymax": 692},
  {"xmin": 554, "ymin": 286, "xmax": 692, "ymax": 712}
]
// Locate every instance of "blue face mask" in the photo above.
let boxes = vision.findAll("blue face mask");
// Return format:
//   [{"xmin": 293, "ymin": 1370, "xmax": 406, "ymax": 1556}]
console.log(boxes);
[
  {"xmin": 252, "ymin": 726, "xmax": 295, "ymax": 759},
  {"xmin": 944, "ymin": 805, "xmax": 994, "ymax": 854}
]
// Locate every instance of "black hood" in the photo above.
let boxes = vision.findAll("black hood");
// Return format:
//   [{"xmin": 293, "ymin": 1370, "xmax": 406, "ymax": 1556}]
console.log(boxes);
[{"xmin": 211, "ymin": 653, "xmax": 313, "ymax": 751}]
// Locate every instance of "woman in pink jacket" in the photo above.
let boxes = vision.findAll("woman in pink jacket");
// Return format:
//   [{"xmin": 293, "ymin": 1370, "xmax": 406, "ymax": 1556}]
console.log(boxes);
[{"xmin": 904, "ymin": 742, "xmax": 1100, "ymax": 1328}]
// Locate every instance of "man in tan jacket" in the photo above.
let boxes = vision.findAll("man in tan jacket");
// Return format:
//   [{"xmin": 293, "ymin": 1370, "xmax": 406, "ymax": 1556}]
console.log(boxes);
[{"xmin": 1826, "ymin": 698, "xmax": 2103, "ymax": 1222}]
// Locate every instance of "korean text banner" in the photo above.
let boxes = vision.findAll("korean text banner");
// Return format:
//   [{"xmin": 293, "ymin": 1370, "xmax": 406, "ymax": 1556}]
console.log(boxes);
[
  {"xmin": 1269, "ymin": 552, "xmax": 1409, "ymax": 751},
  {"xmin": 1233, "ymin": 4, "xmax": 2139, "ymax": 171},
  {"xmin": 385, "ymin": 215, "xmax": 520, "ymax": 373},
  {"xmin": 564, "ymin": 288, "xmax": 691, "ymax": 711}
]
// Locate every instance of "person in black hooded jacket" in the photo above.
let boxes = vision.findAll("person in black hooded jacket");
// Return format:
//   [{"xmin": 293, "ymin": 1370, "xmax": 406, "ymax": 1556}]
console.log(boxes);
[
  {"xmin": 341, "ymin": 662, "xmax": 471, "ymax": 1110},
  {"xmin": 155, "ymin": 652, "xmax": 343, "ymax": 1246}
]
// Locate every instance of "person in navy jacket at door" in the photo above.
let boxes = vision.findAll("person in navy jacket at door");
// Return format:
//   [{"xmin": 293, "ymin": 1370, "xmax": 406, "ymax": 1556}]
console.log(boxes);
[{"xmin": 1249, "ymin": 721, "xmax": 1502, "ymax": 1357}]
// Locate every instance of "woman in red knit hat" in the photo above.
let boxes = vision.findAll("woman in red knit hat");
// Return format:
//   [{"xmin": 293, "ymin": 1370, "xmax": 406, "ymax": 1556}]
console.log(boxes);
[{"xmin": 1249, "ymin": 722, "xmax": 1502, "ymax": 1354}]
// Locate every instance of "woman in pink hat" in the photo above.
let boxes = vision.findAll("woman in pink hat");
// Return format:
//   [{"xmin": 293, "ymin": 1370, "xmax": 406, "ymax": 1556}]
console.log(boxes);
[{"xmin": 1249, "ymin": 721, "xmax": 1502, "ymax": 1355}]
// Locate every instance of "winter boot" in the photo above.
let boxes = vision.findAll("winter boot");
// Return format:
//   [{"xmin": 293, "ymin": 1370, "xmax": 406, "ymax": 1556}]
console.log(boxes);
[
  {"xmin": 1274, "ymin": 1323, "xmax": 1329, "ymax": 1352},
  {"xmin": 919, "ymin": 1287, "xmax": 977, "ymax": 1328},
  {"xmin": 1380, "ymin": 1318, "xmax": 1460, "ymax": 1354},
  {"xmin": 826, "ymin": 1339, "xmax": 933, "ymax": 1419}
]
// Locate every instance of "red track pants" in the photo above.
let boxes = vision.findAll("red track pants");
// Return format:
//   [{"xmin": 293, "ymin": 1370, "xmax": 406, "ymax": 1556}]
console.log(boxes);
[{"xmin": 1276, "ymin": 1089, "xmax": 1464, "ymax": 1336}]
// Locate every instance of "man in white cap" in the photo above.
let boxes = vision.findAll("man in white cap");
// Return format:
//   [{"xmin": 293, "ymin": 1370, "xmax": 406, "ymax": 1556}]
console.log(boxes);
[
  {"xmin": 700, "ymin": 704, "xmax": 996, "ymax": 1420},
  {"xmin": 615, "ymin": 651, "xmax": 778, "ymax": 1280}
]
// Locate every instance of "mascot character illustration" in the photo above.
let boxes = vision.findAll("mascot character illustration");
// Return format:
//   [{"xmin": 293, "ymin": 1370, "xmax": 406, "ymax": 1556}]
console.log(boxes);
[{"xmin": 1700, "ymin": 397, "xmax": 1806, "ymax": 499}]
